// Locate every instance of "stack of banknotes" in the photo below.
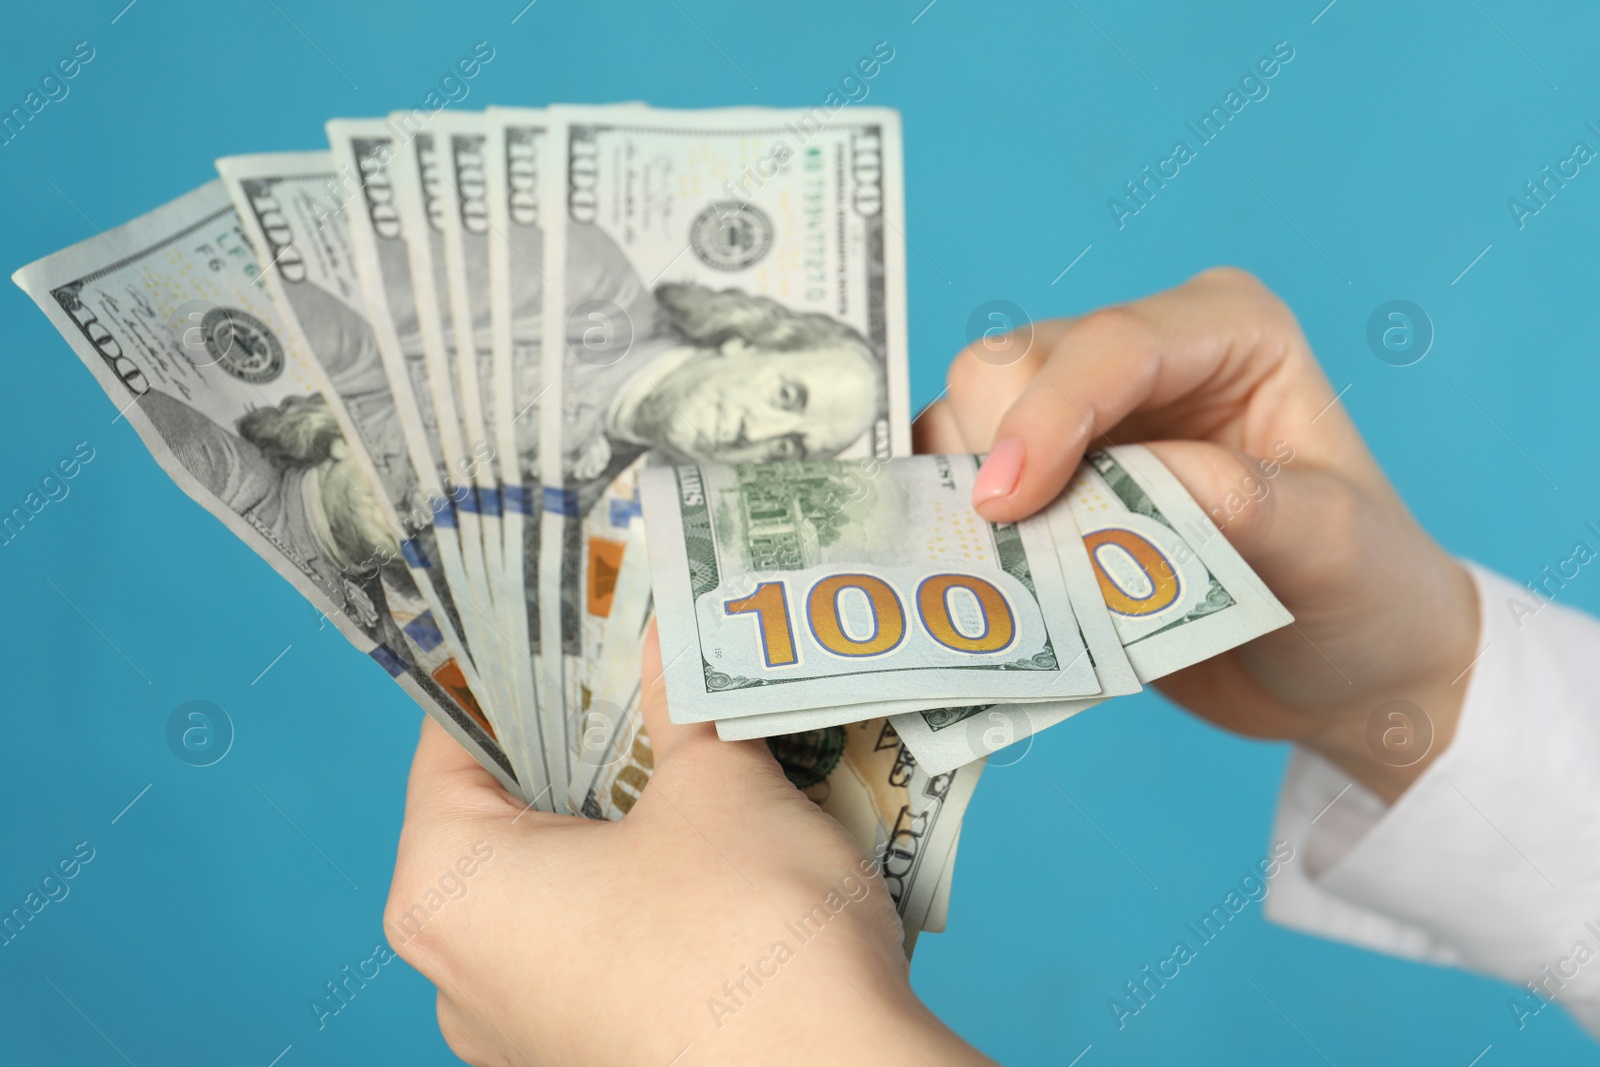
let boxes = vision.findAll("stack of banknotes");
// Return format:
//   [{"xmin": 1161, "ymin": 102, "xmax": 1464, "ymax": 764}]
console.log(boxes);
[{"xmin": 13, "ymin": 104, "xmax": 1288, "ymax": 945}]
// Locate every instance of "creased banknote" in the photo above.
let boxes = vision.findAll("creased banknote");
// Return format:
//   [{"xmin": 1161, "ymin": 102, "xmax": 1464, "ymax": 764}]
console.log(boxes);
[
  {"xmin": 428, "ymin": 108, "xmax": 534, "ymax": 781},
  {"xmin": 216, "ymin": 146, "xmax": 531, "ymax": 796},
  {"xmin": 483, "ymin": 107, "xmax": 553, "ymax": 797},
  {"xmin": 324, "ymin": 118, "xmax": 545, "ymax": 795},
  {"xmin": 385, "ymin": 116, "xmax": 510, "ymax": 725},
  {"xmin": 641, "ymin": 455, "xmax": 1107, "ymax": 723},
  {"xmin": 769, "ymin": 718, "xmax": 982, "ymax": 955},
  {"xmin": 212, "ymin": 150, "xmax": 511, "ymax": 763},
  {"xmin": 537, "ymin": 105, "xmax": 911, "ymax": 803},
  {"xmin": 891, "ymin": 445, "xmax": 1292, "ymax": 774},
  {"xmin": 11, "ymin": 180, "xmax": 519, "ymax": 795}
]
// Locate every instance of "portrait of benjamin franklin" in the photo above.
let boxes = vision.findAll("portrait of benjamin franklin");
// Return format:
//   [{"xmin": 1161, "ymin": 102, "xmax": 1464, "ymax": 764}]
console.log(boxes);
[
  {"xmin": 140, "ymin": 388, "xmax": 406, "ymax": 616},
  {"xmin": 133, "ymin": 294, "xmax": 489, "ymax": 742},
  {"xmin": 553, "ymin": 223, "xmax": 888, "ymax": 514},
  {"xmin": 138, "ymin": 385, "xmax": 495, "ymax": 739}
]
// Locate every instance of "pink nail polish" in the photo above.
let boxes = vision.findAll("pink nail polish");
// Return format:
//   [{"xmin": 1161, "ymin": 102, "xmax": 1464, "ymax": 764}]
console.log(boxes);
[{"xmin": 973, "ymin": 437, "xmax": 1024, "ymax": 504}]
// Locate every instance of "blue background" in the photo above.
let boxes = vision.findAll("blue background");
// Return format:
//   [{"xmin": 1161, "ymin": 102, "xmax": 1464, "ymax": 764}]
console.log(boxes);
[{"xmin": 1, "ymin": 0, "xmax": 1595, "ymax": 1063}]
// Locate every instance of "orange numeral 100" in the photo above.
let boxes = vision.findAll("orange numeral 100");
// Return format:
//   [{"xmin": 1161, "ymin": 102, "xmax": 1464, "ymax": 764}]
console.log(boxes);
[
  {"xmin": 723, "ymin": 581, "xmax": 799, "ymax": 667},
  {"xmin": 723, "ymin": 572, "xmax": 1015, "ymax": 666},
  {"xmin": 1083, "ymin": 528, "xmax": 1180, "ymax": 616},
  {"xmin": 917, "ymin": 574, "xmax": 1015, "ymax": 652}
]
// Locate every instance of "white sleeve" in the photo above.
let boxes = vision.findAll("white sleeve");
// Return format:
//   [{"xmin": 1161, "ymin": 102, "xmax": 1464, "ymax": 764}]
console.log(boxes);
[{"xmin": 1265, "ymin": 563, "xmax": 1600, "ymax": 1038}]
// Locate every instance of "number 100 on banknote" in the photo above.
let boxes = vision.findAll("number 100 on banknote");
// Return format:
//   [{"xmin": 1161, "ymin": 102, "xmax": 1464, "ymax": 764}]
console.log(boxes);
[{"xmin": 640, "ymin": 456, "xmax": 1105, "ymax": 723}]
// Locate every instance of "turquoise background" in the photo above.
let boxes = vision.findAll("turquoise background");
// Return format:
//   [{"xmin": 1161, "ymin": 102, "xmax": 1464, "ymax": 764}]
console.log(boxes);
[{"xmin": 2, "ymin": 0, "xmax": 1596, "ymax": 1063}]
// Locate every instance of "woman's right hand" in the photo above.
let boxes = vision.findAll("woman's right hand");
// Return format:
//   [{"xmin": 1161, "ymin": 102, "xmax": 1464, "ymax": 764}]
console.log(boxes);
[{"xmin": 915, "ymin": 267, "xmax": 1480, "ymax": 802}]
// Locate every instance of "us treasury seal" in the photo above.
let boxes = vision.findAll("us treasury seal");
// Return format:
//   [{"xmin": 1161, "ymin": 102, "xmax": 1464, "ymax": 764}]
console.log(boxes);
[
  {"xmin": 689, "ymin": 202, "xmax": 773, "ymax": 271},
  {"xmin": 766, "ymin": 726, "xmax": 845, "ymax": 790},
  {"xmin": 203, "ymin": 307, "xmax": 284, "ymax": 383}
]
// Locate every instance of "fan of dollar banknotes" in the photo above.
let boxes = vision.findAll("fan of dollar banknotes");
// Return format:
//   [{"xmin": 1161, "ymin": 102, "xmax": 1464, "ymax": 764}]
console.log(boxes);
[{"xmin": 13, "ymin": 104, "xmax": 1288, "ymax": 946}]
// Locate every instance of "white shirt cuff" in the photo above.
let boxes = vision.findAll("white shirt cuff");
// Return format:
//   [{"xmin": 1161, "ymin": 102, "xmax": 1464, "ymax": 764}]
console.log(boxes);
[{"xmin": 1264, "ymin": 563, "xmax": 1600, "ymax": 1036}]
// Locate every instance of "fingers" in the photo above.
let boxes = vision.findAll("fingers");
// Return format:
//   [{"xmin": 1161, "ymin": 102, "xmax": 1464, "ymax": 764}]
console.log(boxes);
[
  {"xmin": 1140, "ymin": 438, "xmax": 1366, "ymax": 607},
  {"xmin": 964, "ymin": 269, "xmax": 1333, "ymax": 524},
  {"xmin": 402, "ymin": 716, "xmax": 530, "ymax": 830},
  {"xmin": 387, "ymin": 718, "xmax": 541, "ymax": 985},
  {"xmin": 1139, "ymin": 439, "xmax": 1293, "ymax": 563},
  {"xmin": 636, "ymin": 617, "xmax": 713, "ymax": 766},
  {"xmin": 910, "ymin": 398, "xmax": 966, "ymax": 453},
  {"xmin": 1136, "ymin": 435, "xmax": 1416, "ymax": 726},
  {"xmin": 943, "ymin": 318, "xmax": 1076, "ymax": 451},
  {"xmin": 435, "ymin": 990, "xmax": 496, "ymax": 1066}
]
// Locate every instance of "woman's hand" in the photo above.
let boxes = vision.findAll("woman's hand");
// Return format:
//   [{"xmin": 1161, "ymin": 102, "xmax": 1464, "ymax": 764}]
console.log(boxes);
[
  {"xmin": 385, "ymin": 625, "xmax": 990, "ymax": 1066},
  {"xmin": 916, "ymin": 268, "xmax": 1480, "ymax": 802}
]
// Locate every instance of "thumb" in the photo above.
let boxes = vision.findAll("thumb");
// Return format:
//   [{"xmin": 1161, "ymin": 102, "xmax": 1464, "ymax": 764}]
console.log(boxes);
[
  {"xmin": 1139, "ymin": 438, "xmax": 1363, "ymax": 609},
  {"xmin": 1140, "ymin": 439, "xmax": 1287, "ymax": 555},
  {"xmin": 636, "ymin": 619, "xmax": 791, "ymax": 791}
]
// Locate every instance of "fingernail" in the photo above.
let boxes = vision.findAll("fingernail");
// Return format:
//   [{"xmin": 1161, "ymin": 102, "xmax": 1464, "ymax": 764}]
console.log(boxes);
[{"xmin": 973, "ymin": 437, "xmax": 1024, "ymax": 505}]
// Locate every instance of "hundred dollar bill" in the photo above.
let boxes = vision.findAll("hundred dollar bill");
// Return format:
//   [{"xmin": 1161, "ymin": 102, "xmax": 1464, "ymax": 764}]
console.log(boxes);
[
  {"xmin": 575, "ymin": 683, "xmax": 651, "ymax": 821},
  {"xmin": 541, "ymin": 461, "xmax": 644, "ymax": 809},
  {"xmin": 326, "ymin": 117, "xmax": 543, "ymax": 796},
  {"xmin": 483, "ymin": 107, "xmax": 553, "ymax": 796},
  {"xmin": 641, "ymin": 455, "xmax": 1105, "ymax": 723},
  {"xmin": 712, "ymin": 697, "xmax": 955, "ymax": 741},
  {"xmin": 566, "ymin": 517, "xmax": 654, "ymax": 812},
  {"xmin": 427, "ymin": 109, "xmax": 533, "ymax": 777},
  {"xmin": 433, "ymin": 110, "xmax": 502, "ymax": 554},
  {"xmin": 538, "ymin": 105, "xmax": 911, "ymax": 798},
  {"xmin": 385, "ymin": 115, "xmax": 509, "ymax": 719},
  {"xmin": 710, "ymin": 692, "xmax": 1103, "ymax": 743},
  {"xmin": 11, "ymin": 181, "xmax": 519, "ymax": 795},
  {"xmin": 216, "ymin": 151, "xmax": 473, "ymax": 684},
  {"xmin": 923, "ymin": 826, "xmax": 959, "ymax": 934},
  {"xmin": 886, "ymin": 491, "xmax": 1141, "ymax": 772},
  {"xmin": 1068, "ymin": 445, "xmax": 1292, "ymax": 674},
  {"xmin": 713, "ymin": 500, "xmax": 1141, "ymax": 743},
  {"xmin": 386, "ymin": 112, "xmax": 503, "ymax": 588},
  {"xmin": 217, "ymin": 147, "xmax": 531, "ymax": 794},
  {"xmin": 891, "ymin": 445, "xmax": 1292, "ymax": 774},
  {"xmin": 570, "ymin": 564, "xmax": 655, "ymax": 818},
  {"xmin": 212, "ymin": 150, "xmax": 506, "ymax": 766},
  {"xmin": 769, "ymin": 719, "xmax": 983, "ymax": 952}
]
